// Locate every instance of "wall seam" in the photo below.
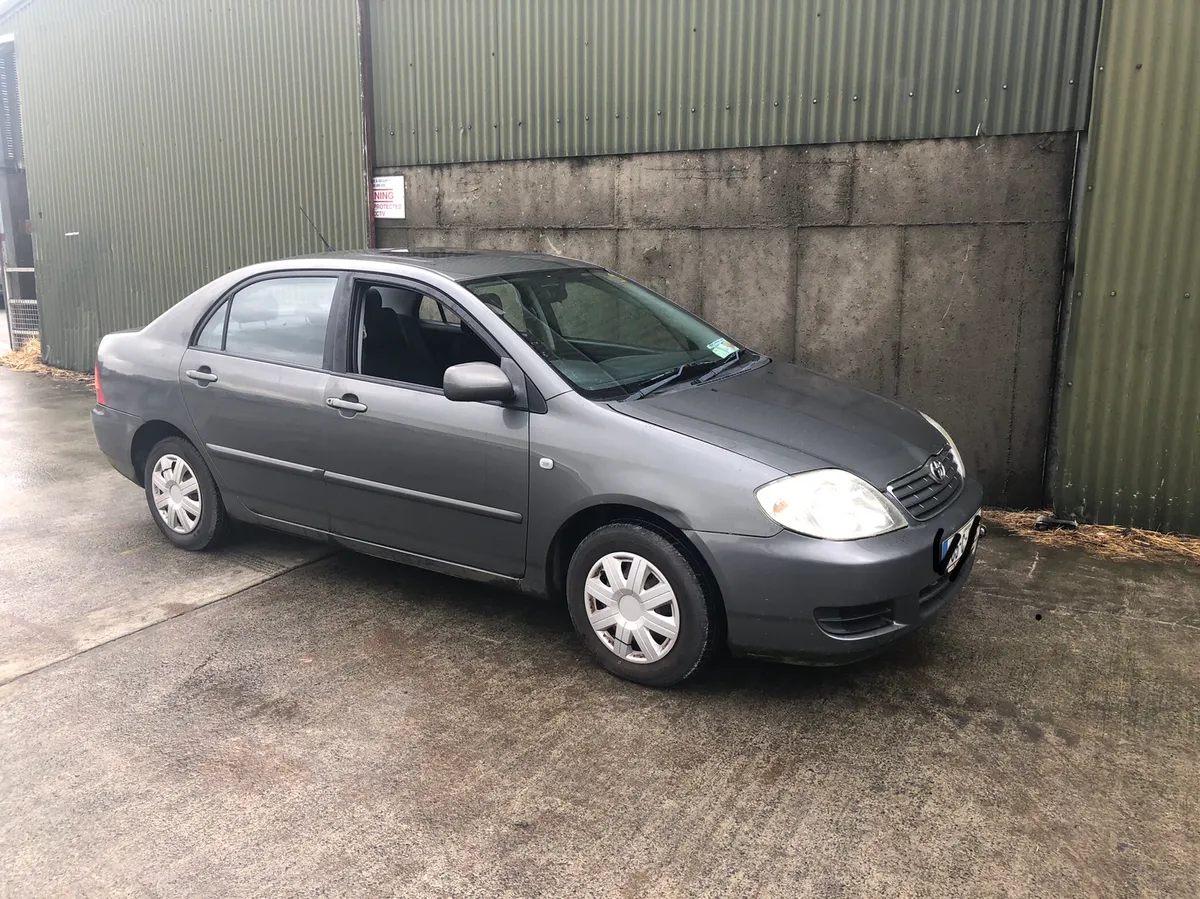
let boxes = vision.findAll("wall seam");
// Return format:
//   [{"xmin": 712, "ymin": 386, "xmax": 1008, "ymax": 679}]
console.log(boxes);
[
  {"xmin": 847, "ymin": 144, "xmax": 860, "ymax": 225},
  {"xmin": 893, "ymin": 225, "xmax": 908, "ymax": 398},
  {"xmin": 790, "ymin": 225, "xmax": 801, "ymax": 362},
  {"xmin": 380, "ymin": 220, "xmax": 1068, "ymax": 231},
  {"xmin": 1002, "ymin": 225, "xmax": 1031, "ymax": 506}
]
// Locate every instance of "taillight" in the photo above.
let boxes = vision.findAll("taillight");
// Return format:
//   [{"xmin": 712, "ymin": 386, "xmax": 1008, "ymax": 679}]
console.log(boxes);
[{"xmin": 95, "ymin": 363, "xmax": 107, "ymax": 406}]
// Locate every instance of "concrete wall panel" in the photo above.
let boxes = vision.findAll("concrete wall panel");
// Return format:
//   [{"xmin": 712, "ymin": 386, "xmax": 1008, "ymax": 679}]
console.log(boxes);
[
  {"xmin": 537, "ymin": 230, "xmax": 618, "ymax": 269},
  {"xmin": 377, "ymin": 134, "xmax": 1073, "ymax": 507},
  {"xmin": 617, "ymin": 147, "xmax": 852, "ymax": 229},
  {"xmin": 465, "ymin": 230, "xmax": 540, "ymax": 253},
  {"xmin": 898, "ymin": 226, "xmax": 1027, "ymax": 501},
  {"xmin": 437, "ymin": 158, "xmax": 617, "ymax": 229},
  {"xmin": 615, "ymin": 230, "xmax": 704, "ymax": 313},
  {"xmin": 853, "ymin": 136, "xmax": 1076, "ymax": 226},
  {"xmin": 795, "ymin": 227, "xmax": 903, "ymax": 398},
  {"xmin": 699, "ymin": 230, "xmax": 795, "ymax": 360},
  {"xmin": 616, "ymin": 154, "xmax": 708, "ymax": 229},
  {"xmin": 378, "ymin": 228, "xmax": 458, "ymax": 249}
]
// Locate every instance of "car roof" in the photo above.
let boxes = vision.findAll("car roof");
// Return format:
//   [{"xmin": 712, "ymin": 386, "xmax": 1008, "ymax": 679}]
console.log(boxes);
[{"xmin": 286, "ymin": 248, "xmax": 599, "ymax": 282}]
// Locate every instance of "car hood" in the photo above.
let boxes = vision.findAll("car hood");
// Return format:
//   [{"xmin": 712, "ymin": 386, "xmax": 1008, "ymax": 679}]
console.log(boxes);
[{"xmin": 611, "ymin": 361, "xmax": 943, "ymax": 488}]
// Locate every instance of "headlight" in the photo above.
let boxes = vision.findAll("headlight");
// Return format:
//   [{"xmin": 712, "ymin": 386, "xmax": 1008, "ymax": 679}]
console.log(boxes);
[
  {"xmin": 920, "ymin": 413, "xmax": 965, "ymax": 476},
  {"xmin": 755, "ymin": 469, "xmax": 907, "ymax": 540}
]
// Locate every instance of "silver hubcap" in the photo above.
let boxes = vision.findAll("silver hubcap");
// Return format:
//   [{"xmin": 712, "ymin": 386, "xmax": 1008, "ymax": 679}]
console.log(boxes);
[
  {"xmin": 584, "ymin": 552, "xmax": 680, "ymax": 664},
  {"xmin": 151, "ymin": 454, "xmax": 202, "ymax": 534}
]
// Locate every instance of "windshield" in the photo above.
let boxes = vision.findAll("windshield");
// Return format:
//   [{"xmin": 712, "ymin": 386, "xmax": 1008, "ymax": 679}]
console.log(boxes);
[{"xmin": 463, "ymin": 269, "xmax": 746, "ymax": 400}]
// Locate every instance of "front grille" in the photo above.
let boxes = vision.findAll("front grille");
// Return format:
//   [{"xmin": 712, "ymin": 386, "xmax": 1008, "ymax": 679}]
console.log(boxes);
[
  {"xmin": 814, "ymin": 600, "xmax": 894, "ymax": 638},
  {"xmin": 888, "ymin": 447, "xmax": 963, "ymax": 521}
]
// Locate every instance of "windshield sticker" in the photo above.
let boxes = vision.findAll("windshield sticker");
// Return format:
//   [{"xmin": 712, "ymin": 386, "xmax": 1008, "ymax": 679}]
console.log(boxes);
[{"xmin": 707, "ymin": 338, "xmax": 737, "ymax": 359}]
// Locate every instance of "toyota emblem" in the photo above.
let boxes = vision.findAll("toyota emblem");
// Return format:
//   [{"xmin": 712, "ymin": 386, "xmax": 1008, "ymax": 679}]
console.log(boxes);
[{"xmin": 928, "ymin": 459, "xmax": 947, "ymax": 482}]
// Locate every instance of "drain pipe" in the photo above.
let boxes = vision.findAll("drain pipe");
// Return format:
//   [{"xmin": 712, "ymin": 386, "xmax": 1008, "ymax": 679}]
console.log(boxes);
[{"xmin": 1042, "ymin": 132, "xmax": 1089, "ymax": 511}]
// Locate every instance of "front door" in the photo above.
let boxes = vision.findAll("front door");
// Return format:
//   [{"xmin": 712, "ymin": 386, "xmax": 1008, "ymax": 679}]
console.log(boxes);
[
  {"xmin": 179, "ymin": 273, "xmax": 342, "ymax": 532},
  {"xmin": 322, "ymin": 279, "xmax": 529, "ymax": 576}
]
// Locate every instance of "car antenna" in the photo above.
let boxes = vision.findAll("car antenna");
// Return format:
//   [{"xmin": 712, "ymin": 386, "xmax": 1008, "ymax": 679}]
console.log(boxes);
[{"xmin": 298, "ymin": 204, "xmax": 334, "ymax": 252}]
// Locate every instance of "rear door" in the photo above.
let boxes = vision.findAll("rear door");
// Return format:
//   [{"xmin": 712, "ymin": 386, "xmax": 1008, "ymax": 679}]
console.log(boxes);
[
  {"xmin": 321, "ymin": 275, "xmax": 530, "ymax": 577},
  {"xmin": 179, "ymin": 272, "xmax": 342, "ymax": 532}
]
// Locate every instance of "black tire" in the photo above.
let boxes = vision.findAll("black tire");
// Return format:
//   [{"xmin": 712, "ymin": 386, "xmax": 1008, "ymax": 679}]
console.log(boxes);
[
  {"xmin": 143, "ymin": 436, "xmax": 231, "ymax": 551},
  {"xmin": 566, "ymin": 523, "xmax": 720, "ymax": 687}
]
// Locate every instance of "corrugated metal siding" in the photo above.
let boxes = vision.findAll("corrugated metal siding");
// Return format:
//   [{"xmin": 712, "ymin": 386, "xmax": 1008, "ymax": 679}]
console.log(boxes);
[
  {"xmin": 372, "ymin": 0, "xmax": 1101, "ymax": 167},
  {"xmin": 371, "ymin": 0, "xmax": 501, "ymax": 165},
  {"xmin": 10, "ymin": 0, "xmax": 368, "ymax": 370},
  {"xmin": 1056, "ymin": 0, "xmax": 1200, "ymax": 534}
]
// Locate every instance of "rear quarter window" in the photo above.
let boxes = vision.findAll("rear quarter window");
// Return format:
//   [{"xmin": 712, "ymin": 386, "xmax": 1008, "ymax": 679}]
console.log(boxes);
[{"xmin": 194, "ymin": 300, "xmax": 228, "ymax": 350}]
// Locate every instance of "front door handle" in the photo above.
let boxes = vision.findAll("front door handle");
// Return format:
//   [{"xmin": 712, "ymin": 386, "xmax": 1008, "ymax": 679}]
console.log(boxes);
[
  {"xmin": 186, "ymin": 369, "xmax": 218, "ymax": 384},
  {"xmin": 326, "ymin": 396, "xmax": 368, "ymax": 413}
]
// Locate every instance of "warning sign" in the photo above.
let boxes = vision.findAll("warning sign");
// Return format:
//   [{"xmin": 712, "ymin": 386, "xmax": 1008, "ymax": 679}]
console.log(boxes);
[{"xmin": 373, "ymin": 175, "xmax": 406, "ymax": 219}]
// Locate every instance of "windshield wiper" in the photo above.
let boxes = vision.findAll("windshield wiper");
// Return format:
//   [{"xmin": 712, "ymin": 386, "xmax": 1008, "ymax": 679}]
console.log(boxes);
[
  {"xmin": 692, "ymin": 349, "xmax": 745, "ymax": 385},
  {"xmin": 624, "ymin": 361, "xmax": 713, "ymax": 401}
]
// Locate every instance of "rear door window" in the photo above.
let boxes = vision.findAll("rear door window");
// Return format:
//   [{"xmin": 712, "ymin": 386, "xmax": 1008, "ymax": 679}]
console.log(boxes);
[{"xmin": 221, "ymin": 277, "xmax": 338, "ymax": 368}]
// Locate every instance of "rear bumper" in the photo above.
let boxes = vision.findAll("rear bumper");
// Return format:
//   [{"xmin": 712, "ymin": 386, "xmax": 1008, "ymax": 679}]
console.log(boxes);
[
  {"xmin": 91, "ymin": 404, "xmax": 142, "ymax": 484},
  {"xmin": 687, "ymin": 478, "xmax": 984, "ymax": 664}
]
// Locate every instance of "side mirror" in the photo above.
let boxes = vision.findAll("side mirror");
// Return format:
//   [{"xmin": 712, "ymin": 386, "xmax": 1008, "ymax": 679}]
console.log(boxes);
[{"xmin": 443, "ymin": 362, "xmax": 516, "ymax": 404}]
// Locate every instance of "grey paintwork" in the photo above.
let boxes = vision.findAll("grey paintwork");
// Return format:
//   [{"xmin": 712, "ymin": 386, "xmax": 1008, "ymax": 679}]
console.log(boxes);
[
  {"xmin": 442, "ymin": 362, "xmax": 517, "ymax": 403},
  {"xmin": 93, "ymin": 249, "xmax": 981, "ymax": 661}
]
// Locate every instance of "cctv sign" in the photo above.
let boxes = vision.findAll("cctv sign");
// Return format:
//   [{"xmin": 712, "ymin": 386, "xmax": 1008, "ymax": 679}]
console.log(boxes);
[{"xmin": 373, "ymin": 175, "xmax": 406, "ymax": 219}]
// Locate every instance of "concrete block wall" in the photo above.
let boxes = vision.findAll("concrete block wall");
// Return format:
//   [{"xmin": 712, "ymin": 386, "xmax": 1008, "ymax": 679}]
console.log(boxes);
[{"xmin": 377, "ymin": 134, "xmax": 1076, "ymax": 508}]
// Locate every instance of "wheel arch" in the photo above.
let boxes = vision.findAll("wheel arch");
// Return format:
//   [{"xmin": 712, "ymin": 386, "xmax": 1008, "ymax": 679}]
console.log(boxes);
[
  {"xmin": 130, "ymin": 420, "xmax": 192, "ymax": 486},
  {"xmin": 545, "ymin": 502, "xmax": 726, "ymax": 628}
]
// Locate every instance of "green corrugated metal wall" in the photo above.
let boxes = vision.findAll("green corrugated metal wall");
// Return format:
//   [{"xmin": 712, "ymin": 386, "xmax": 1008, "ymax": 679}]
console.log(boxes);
[
  {"xmin": 3, "ymin": 0, "xmax": 1105, "ymax": 369},
  {"xmin": 8, "ymin": 0, "xmax": 369, "ymax": 371},
  {"xmin": 371, "ymin": 0, "xmax": 1101, "ymax": 167},
  {"xmin": 1055, "ymin": 0, "xmax": 1200, "ymax": 533}
]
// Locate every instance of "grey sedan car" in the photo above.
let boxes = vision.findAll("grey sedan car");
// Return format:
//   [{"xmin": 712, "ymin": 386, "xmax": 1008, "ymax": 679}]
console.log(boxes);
[{"xmin": 92, "ymin": 249, "xmax": 982, "ymax": 686}]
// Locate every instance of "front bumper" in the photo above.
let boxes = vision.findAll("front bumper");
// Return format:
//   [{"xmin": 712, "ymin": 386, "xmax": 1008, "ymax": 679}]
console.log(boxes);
[
  {"xmin": 687, "ymin": 477, "xmax": 984, "ymax": 664},
  {"xmin": 91, "ymin": 404, "xmax": 142, "ymax": 484}
]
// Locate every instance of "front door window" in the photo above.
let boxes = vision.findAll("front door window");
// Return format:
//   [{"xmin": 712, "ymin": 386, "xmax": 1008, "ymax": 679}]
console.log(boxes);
[{"xmin": 353, "ymin": 282, "xmax": 499, "ymax": 388}]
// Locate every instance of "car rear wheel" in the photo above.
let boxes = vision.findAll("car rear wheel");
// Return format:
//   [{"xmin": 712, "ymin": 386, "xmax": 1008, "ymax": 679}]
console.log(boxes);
[
  {"xmin": 143, "ymin": 436, "xmax": 230, "ymax": 551},
  {"xmin": 566, "ymin": 523, "xmax": 719, "ymax": 687}
]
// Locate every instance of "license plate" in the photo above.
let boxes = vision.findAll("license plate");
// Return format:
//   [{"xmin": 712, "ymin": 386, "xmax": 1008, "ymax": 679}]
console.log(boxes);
[{"xmin": 940, "ymin": 512, "xmax": 980, "ymax": 572}]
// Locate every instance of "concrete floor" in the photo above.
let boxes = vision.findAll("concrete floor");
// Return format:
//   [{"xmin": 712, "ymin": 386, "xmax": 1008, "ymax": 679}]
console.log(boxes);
[{"xmin": 1, "ymin": 368, "xmax": 1198, "ymax": 898}]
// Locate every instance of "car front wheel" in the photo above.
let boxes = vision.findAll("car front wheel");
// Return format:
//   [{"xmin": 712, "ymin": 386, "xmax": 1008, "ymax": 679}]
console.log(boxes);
[
  {"xmin": 566, "ymin": 523, "xmax": 720, "ymax": 687},
  {"xmin": 143, "ymin": 436, "xmax": 230, "ymax": 551}
]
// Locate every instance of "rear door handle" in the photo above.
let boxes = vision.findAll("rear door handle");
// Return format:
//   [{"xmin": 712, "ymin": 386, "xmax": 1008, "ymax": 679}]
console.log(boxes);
[
  {"xmin": 326, "ymin": 396, "xmax": 368, "ymax": 413},
  {"xmin": 186, "ymin": 369, "xmax": 218, "ymax": 383}
]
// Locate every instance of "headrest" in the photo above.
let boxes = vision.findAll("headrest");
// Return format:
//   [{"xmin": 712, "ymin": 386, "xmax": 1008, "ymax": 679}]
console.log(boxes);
[{"xmin": 475, "ymin": 291, "xmax": 504, "ymax": 312}]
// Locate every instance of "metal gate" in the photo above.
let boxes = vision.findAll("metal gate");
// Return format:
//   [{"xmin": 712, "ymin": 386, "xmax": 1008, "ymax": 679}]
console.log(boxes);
[
  {"xmin": 2, "ymin": 252, "xmax": 39, "ymax": 352},
  {"xmin": 0, "ymin": 34, "xmax": 37, "ymax": 353}
]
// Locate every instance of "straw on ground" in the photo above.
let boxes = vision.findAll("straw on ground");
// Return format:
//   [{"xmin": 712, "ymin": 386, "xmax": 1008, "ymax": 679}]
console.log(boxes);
[
  {"xmin": 985, "ymin": 509, "xmax": 1200, "ymax": 565},
  {"xmin": 0, "ymin": 338, "xmax": 94, "ymax": 384}
]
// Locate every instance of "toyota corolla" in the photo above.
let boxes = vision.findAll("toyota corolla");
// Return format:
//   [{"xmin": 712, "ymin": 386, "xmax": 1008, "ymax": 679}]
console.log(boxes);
[{"xmin": 92, "ymin": 249, "xmax": 982, "ymax": 686}]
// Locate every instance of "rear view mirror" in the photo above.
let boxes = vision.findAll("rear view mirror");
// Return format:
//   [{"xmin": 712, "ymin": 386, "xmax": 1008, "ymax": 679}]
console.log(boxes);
[{"xmin": 443, "ymin": 362, "xmax": 516, "ymax": 404}]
